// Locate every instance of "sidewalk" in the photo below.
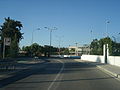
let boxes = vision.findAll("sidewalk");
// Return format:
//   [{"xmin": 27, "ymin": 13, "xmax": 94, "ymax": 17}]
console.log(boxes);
[
  {"xmin": 0, "ymin": 58, "xmax": 45, "ymax": 81},
  {"xmin": 97, "ymin": 64, "xmax": 120, "ymax": 78},
  {"xmin": 75, "ymin": 59, "xmax": 120, "ymax": 80}
]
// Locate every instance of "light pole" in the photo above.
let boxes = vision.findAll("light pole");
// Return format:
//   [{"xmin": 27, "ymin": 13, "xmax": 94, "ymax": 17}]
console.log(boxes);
[
  {"xmin": 89, "ymin": 30, "xmax": 93, "ymax": 55},
  {"xmin": 112, "ymin": 36, "xmax": 116, "ymax": 42},
  {"xmin": 75, "ymin": 43, "xmax": 78, "ymax": 56},
  {"xmin": 0, "ymin": 31, "xmax": 2, "ymax": 58},
  {"xmin": 31, "ymin": 28, "xmax": 41, "ymax": 45},
  {"xmin": 106, "ymin": 20, "xmax": 110, "ymax": 37},
  {"xmin": 56, "ymin": 35, "xmax": 63, "ymax": 55},
  {"xmin": 118, "ymin": 33, "xmax": 120, "ymax": 42},
  {"xmin": 44, "ymin": 27, "xmax": 57, "ymax": 57}
]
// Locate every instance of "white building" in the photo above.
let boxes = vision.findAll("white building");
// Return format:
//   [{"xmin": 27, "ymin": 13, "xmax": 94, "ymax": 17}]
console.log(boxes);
[{"xmin": 69, "ymin": 44, "xmax": 90, "ymax": 56}]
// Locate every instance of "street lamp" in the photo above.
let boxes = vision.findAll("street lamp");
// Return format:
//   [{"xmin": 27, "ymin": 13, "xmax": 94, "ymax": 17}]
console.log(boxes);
[
  {"xmin": 31, "ymin": 28, "xmax": 41, "ymax": 44},
  {"xmin": 112, "ymin": 36, "xmax": 116, "ymax": 42},
  {"xmin": 106, "ymin": 20, "xmax": 110, "ymax": 37},
  {"xmin": 56, "ymin": 35, "xmax": 64, "ymax": 55},
  {"xmin": 0, "ymin": 31, "xmax": 2, "ymax": 57},
  {"xmin": 75, "ymin": 43, "xmax": 78, "ymax": 56},
  {"xmin": 44, "ymin": 27, "xmax": 57, "ymax": 57}
]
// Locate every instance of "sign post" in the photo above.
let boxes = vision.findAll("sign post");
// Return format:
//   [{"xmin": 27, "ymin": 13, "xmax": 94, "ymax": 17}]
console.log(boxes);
[{"xmin": 3, "ymin": 38, "xmax": 11, "ymax": 59}]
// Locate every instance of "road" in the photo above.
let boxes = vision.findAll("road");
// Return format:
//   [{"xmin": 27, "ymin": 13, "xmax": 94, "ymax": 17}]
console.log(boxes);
[{"xmin": 0, "ymin": 59, "xmax": 120, "ymax": 90}]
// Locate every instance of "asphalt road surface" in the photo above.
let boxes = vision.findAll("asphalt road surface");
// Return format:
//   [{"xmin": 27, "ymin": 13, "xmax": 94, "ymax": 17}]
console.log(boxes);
[{"xmin": 1, "ymin": 59, "xmax": 120, "ymax": 90}]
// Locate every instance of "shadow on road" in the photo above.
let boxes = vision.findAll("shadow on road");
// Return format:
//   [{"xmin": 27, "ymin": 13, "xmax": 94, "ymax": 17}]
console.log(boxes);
[
  {"xmin": 0, "ymin": 59, "xmax": 112, "ymax": 88},
  {"xmin": 12, "ymin": 76, "xmax": 114, "ymax": 85}
]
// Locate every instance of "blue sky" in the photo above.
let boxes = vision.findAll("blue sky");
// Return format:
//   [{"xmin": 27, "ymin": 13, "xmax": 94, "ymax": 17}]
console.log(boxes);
[{"xmin": 0, "ymin": 0, "xmax": 120, "ymax": 47}]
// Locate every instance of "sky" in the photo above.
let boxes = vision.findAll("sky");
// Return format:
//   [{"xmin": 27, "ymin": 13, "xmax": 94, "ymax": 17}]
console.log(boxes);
[{"xmin": 0, "ymin": 0, "xmax": 120, "ymax": 48}]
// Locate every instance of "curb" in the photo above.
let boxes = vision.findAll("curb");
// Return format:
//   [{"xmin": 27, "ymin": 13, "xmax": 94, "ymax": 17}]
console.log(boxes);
[
  {"xmin": 74, "ymin": 59, "xmax": 120, "ymax": 81},
  {"xmin": 97, "ymin": 66, "xmax": 117, "ymax": 77},
  {"xmin": 96, "ymin": 65, "xmax": 120, "ymax": 81},
  {"xmin": 97, "ymin": 65, "xmax": 120, "ymax": 81}
]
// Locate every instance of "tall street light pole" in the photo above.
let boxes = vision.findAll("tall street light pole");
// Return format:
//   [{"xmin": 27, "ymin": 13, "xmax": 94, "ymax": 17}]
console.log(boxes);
[
  {"xmin": 31, "ymin": 28, "xmax": 41, "ymax": 57},
  {"xmin": 31, "ymin": 28, "xmax": 41, "ymax": 45},
  {"xmin": 75, "ymin": 43, "xmax": 78, "ymax": 56},
  {"xmin": 118, "ymin": 33, "xmax": 120, "ymax": 42},
  {"xmin": 56, "ymin": 35, "xmax": 64, "ymax": 56},
  {"xmin": 44, "ymin": 27, "xmax": 57, "ymax": 57},
  {"xmin": 106, "ymin": 20, "xmax": 110, "ymax": 37}
]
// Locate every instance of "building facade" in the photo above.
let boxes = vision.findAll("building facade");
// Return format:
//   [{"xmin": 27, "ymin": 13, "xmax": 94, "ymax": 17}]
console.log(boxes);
[{"xmin": 69, "ymin": 44, "xmax": 90, "ymax": 56}]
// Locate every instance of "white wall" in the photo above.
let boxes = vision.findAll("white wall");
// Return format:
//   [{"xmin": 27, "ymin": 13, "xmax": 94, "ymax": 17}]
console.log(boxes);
[
  {"xmin": 81, "ymin": 55, "xmax": 120, "ymax": 67},
  {"xmin": 107, "ymin": 56, "xmax": 115, "ymax": 65},
  {"xmin": 81, "ymin": 55, "xmax": 105, "ymax": 63},
  {"xmin": 108, "ymin": 56, "xmax": 120, "ymax": 67},
  {"xmin": 50, "ymin": 55, "xmax": 70, "ymax": 58}
]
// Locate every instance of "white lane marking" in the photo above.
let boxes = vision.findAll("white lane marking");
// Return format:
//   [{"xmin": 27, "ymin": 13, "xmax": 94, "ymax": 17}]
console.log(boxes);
[
  {"xmin": 97, "ymin": 66, "xmax": 120, "ymax": 82},
  {"xmin": 47, "ymin": 60, "xmax": 64, "ymax": 90}
]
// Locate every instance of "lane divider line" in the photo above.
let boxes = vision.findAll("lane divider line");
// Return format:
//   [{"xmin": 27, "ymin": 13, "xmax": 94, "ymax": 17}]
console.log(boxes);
[{"xmin": 47, "ymin": 60, "xmax": 64, "ymax": 90}]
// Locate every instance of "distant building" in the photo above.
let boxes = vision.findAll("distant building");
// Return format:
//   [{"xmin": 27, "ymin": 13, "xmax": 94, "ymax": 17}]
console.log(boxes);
[
  {"xmin": 18, "ymin": 50, "xmax": 27, "ymax": 56},
  {"xmin": 69, "ymin": 44, "xmax": 90, "ymax": 56}
]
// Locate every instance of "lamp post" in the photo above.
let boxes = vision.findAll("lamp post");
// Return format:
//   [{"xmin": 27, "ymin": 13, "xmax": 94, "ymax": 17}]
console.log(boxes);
[
  {"xmin": 56, "ymin": 35, "xmax": 63, "ymax": 55},
  {"xmin": 75, "ymin": 43, "xmax": 78, "ymax": 56},
  {"xmin": 106, "ymin": 20, "xmax": 110, "ymax": 37},
  {"xmin": 90, "ymin": 30, "xmax": 93, "ymax": 55},
  {"xmin": 44, "ymin": 27, "xmax": 57, "ymax": 57},
  {"xmin": 31, "ymin": 28, "xmax": 41, "ymax": 57},
  {"xmin": 112, "ymin": 36, "xmax": 116, "ymax": 42},
  {"xmin": 0, "ymin": 31, "xmax": 2, "ymax": 58},
  {"xmin": 31, "ymin": 28, "xmax": 41, "ymax": 45}
]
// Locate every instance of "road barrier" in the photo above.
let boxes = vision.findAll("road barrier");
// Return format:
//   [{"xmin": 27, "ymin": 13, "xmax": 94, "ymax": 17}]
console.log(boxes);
[{"xmin": 81, "ymin": 55, "xmax": 120, "ymax": 67}]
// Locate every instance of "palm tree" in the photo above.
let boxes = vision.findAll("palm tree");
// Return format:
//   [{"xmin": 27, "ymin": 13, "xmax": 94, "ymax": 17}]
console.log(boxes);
[{"xmin": 0, "ymin": 17, "xmax": 23, "ymax": 58}]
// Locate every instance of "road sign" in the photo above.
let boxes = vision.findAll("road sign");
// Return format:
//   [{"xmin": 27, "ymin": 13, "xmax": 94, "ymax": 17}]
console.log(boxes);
[{"xmin": 4, "ymin": 38, "xmax": 11, "ymax": 46}]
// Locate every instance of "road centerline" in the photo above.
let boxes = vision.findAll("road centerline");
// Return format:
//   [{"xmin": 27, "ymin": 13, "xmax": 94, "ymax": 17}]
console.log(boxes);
[{"xmin": 47, "ymin": 60, "xmax": 64, "ymax": 90}]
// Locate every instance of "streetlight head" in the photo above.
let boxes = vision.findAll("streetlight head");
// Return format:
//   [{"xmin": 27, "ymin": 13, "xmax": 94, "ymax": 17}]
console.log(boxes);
[
  {"xmin": 53, "ymin": 27, "xmax": 57, "ymax": 30},
  {"xmin": 37, "ymin": 28, "xmax": 41, "ymax": 30},
  {"xmin": 44, "ymin": 27, "xmax": 48, "ymax": 29},
  {"xmin": 44, "ymin": 27, "xmax": 58, "ymax": 30},
  {"xmin": 107, "ymin": 21, "xmax": 110, "ymax": 23}
]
